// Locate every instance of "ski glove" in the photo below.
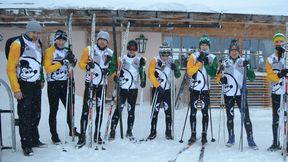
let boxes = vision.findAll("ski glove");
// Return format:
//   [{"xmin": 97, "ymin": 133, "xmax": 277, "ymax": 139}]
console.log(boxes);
[
  {"xmin": 113, "ymin": 75, "xmax": 118, "ymax": 83},
  {"xmin": 197, "ymin": 52, "xmax": 206, "ymax": 63},
  {"xmin": 104, "ymin": 55, "xmax": 112, "ymax": 66},
  {"xmin": 140, "ymin": 57, "xmax": 146, "ymax": 66},
  {"xmin": 157, "ymin": 86, "xmax": 165, "ymax": 96},
  {"xmin": 277, "ymin": 69, "xmax": 288, "ymax": 78},
  {"xmin": 243, "ymin": 60, "xmax": 249, "ymax": 67},
  {"xmin": 102, "ymin": 68, "xmax": 109, "ymax": 76},
  {"xmin": 203, "ymin": 57, "xmax": 209, "ymax": 65},
  {"xmin": 64, "ymin": 52, "xmax": 76, "ymax": 65},
  {"xmin": 171, "ymin": 63, "xmax": 176, "ymax": 70},
  {"xmin": 157, "ymin": 60, "xmax": 163, "ymax": 67},
  {"xmin": 86, "ymin": 61, "xmax": 95, "ymax": 71},
  {"xmin": 276, "ymin": 46, "xmax": 285, "ymax": 55},
  {"xmin": 220, "ymin": 76, "xmax": 228, "ymax": 84},
  {"xmin": 140, "ymin": 81, "xmax": 146, "ymax": 88}
]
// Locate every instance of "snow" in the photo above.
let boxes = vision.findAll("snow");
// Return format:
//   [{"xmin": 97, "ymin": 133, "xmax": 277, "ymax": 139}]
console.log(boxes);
[
  {"xmin": 0, "ymin": 51, "xmax": 287, "ymax": 162},
  {"xmin": 0, "ymin": 0, "xmax": 287, "ymax": 16}
]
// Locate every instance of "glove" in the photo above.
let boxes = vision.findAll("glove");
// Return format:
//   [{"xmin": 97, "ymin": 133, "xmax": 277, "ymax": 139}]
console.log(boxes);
[
  {"xmin": 277, "ymin": 69, "xmax": 288, "ymax": 78},
  {"xmin": 140, "ymin": 57, "xmax": 146, "ymax": 66},
  {"xmin": 197, "ymin": 51, "xmax": 205, "ymax": 63},
  {"xmin": 171, "ymin": 63, "xmax": 176, "ymax": 70},
  {"xmin": 203, "ymin": 57, "xmax": 209, "ymax": 65},
  {"xmin": 140, "ymin": 81, "xmax": 146, "ymax": 88},
  {"xmin": 104, "ymin": 55, "xmax": 112, "ymax": 66},
  {"xmin": 157, "ymin": 60, "xmax": 163, "ymax": 67},
  {"xmin": 63, "ymin": 51, "xmax": 76, "ymax": 65},
  {"xmin": 220, "ymin": 76, "xmax": 227, "ymax": 84},
  {"xmin": 156, "ymin": 86, "xmax": 165, "ymax": 96},
  {"xmin": 113, "ymin": 75, "xmax": 118, "ymax": 83},
  {"xmin": 243, "ymin": 60, "xmax": 249, "ymax": 67},
  {"xmin": 102, "ymin": 68, "xmax": 109, "ymax": 76},
  {"xmin": 86, "ymin": 61, "xmax": 95, "ymax": 71},
  {"xmin": 276, "ymin": 46, "xmax": 285, "ymax": 55}
]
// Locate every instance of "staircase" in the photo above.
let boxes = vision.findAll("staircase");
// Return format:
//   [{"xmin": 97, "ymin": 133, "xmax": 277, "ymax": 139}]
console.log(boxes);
[{"xmin": 210, "ymin": 72, "xmax": 271, "ymax": 108}]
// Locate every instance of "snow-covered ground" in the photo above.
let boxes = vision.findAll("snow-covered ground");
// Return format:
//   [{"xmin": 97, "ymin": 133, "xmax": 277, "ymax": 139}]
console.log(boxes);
[{"xmin": 1, "ymin": 85, "xmax": 286, "ymax": 162}]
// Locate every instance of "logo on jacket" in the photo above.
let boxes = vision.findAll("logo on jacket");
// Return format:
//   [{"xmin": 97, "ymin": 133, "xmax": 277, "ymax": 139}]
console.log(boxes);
[{"xmin": 19, "ymin": 59, "xmax": 37, "ymax": 81}]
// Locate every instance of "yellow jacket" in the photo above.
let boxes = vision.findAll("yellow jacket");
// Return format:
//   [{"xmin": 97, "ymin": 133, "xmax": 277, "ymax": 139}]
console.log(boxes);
[
  {"xmin": 148, "ymin": 58, "xmax": 160, "ymax": 88},
  {"xmin": 79, "ymin": 47, "xmax": 90, "ymax": 70},
  {"xmin": 186, "ymin": 54, "xmax": 203, "ymax": 77},
  {"xmin": 6, "ymin": 41, "xmax": 21, "ymax": 93},
  {"xmin": 44, "ymin": 46, "xmax": 62, "ymax": 74},
  {"xmin": 265, "ymin": 58, "xmax": 280, "ymax": 82}
]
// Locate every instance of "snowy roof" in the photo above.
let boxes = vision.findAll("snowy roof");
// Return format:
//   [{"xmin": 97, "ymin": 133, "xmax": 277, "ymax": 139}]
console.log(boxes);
[{"xmin": 0, "ymin": 0, "xmax": 288, "ymax": 16}]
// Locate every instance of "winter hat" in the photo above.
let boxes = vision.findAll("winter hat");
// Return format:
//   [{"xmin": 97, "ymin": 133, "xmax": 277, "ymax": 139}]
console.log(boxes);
[
  {"xmin": 273, "ymin": 32, "xmax": 287, "ymax": 43},
  {"xmin": 26, "ymin": 20, "xmax": 41, "ymax": 33},
  {"xmin": 54, "ymin": 30, "xmax": 67, "ymax": 41},
  {"xmin": 97, "ymin": 31, "xmax": 109, "ymax": 42},
  {"xmin": 229, "ymin": 39, "xmax": 240, "ymax": 53},
  {"xmin": 127, "ymin": 40, "xmax": 138, "ymax": 51},
  {"xmin": 199, "ymin": 34, "xmax": 210, "ymax": 47},
  {"xmin": 159, "ymin": 42, "xmax": 172, "ymax": 55}
]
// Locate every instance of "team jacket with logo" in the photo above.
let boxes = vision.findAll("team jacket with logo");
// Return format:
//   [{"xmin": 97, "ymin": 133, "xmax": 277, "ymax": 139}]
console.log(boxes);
[
  {"xmin": 119, "ymin": 55, "xmax": 146, "ymax": 89},
  {"xmin": 44, "ymin": 46, "xmax": 69, "ymax": 82},
  {"xmin": 148, "ymin": 56, "xmax": 181, "ymax": 90},
  {"xmin": 7, "ymin": 35, "xmax": 43, "ymax": 93},
  {"xmin": 187, "ymin": 51, "xmax": 218, "ymax": 91},
  {"xmin": 79, "ymin": 45, "xmax": 115, "ymax": 85},
  {"xmin": 216, "ymin": 56, "xmax": 255, "ymax": 96},
  {"xmin": 265, "ymin": 53, "xmax": 283, "ymax": 95}
]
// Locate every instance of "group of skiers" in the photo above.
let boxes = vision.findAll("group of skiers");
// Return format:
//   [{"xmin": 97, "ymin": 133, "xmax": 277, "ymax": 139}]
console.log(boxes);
[{"xmin": 4, "ymin": 20, "xmax": 288, "ymax": 156}]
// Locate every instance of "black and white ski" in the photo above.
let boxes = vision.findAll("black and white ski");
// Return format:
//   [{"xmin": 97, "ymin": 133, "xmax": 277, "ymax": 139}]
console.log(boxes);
[
  {"xmin": 87, "ymin": 13, "xmax": 96, "ymax": 148},
  {"xmin": 198, "ymin": 144, "xmax": 206, "ymax": 162},
  {"xmin": 168, "ymin": 141, "xmax": 197, "ymax": 162}
]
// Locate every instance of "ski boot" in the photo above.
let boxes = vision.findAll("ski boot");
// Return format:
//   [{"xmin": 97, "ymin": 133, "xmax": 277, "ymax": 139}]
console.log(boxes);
[
  {"xmin": 267, "ymin": 141, "xmax": 281, "ymax": 151},
  {"xmin": 32, "ymin": 140, "xmax": 47, "ymax": 148},
  {"xmin": 126, "ymin": 130, "xmax": 135, "ymax": 141},
  {"xmin": 76, "ymin": 135, "xmax": 86, "ymax": 148},
  {"xmin": 165, "ymin": 130, "xmax": 173, "ymax": 140},
  {"xmin": 23, "ymin": 147, "xmax": 33, "ymax": 156},
  {"xmin": 188, "ymin": 133, "xmax": 196, "ymax": 145},
  {"xmin": 108, "ymin": 130, "xmax": 116, "ymax": 141},
  {"xmin": 147, "ymin": 130, "xmax": 157, "ymax": 140},
  {"xmin": 247, "ymin": 137, "xmax": 258, "ymax": 150},
  {"xmin": 94, "ymin": 132, "xmax": 103, "ymax": 144},
  {"xmin": 201, "ymin": 133, "xmax": 207, "ymax": 145},
  {"xmin": 51, "ymin": 134, "xmax": 61, "ymax": 145},
  {"xmin": 226, "ymin": 135, "xmax": 235, "ymax": 147}
]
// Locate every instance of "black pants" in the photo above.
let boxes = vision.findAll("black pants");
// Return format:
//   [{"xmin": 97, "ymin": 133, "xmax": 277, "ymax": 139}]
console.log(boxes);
[
  {"xmin": 110, "ymin": 89, "xmax": 138, "ymax": 133},
  {"xmin": 271, "ymin": 93, "xmax": 281, "ymax": 143},
  {"xmin": 17, "ymin": 81, "xmax": 41, "ymax": 149},
  {"xmin": 224, "ymin": 95, "xmax": 253, "ymax": 138},
  {"xmin": 47, "ymin": 81, "xmax": 72, "ymax": 138},
  {"xmin": 189, "ymin": 90, "xmax": 209, "ymax": 134},
  {"xmin": 80, "ymin": 83, "xmax": 104, "ymax": 137},
  {"xmin": 150, "ymin": 88, "xmax": 172, "ymax": 133}
]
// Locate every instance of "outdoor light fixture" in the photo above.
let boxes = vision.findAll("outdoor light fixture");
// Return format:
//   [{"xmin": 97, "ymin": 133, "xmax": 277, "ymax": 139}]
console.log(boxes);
[{"xmin": 136, "ymin": 34, "xmax": 148, "ymax": 53}]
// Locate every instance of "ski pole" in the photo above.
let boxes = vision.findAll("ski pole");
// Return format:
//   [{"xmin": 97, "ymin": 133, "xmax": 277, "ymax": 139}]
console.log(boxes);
[
  {"xmin": 209, "ymin": 102, "xmax": 216, "ymax": 142},
  {"xmin": 179, "ymin": 102, "xmax": 190, "ymax": 143}
]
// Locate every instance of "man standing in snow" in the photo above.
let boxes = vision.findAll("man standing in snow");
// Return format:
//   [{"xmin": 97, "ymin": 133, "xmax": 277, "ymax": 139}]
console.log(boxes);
[
  {"xmin": 44, "ymin": 30, "xmax": 77, "ymax": 144},
  {"xmin": 6, "ymin": 20, "xmax": 46, "ymax": 156},
  {"xmin": 186, "ymin": 34, "xmax": 217, "ymax": 145},
  {"xmin": 265, "ymin": 32, "xmax": 287, "ymax": 151},
  {"xmin": 216, "ymin": 39, "xmax": 257, "ymax": 149},
  {"xmin": 108, "ymin": 40, "xmax": 146, "ymax": 141},
  {"xmin": 146, "ymin": 42, "xmax": 181, "ymax": 140},
  {"xmin": 77, "ymin": 31, "xmax": 115, "ymax": 148}
]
